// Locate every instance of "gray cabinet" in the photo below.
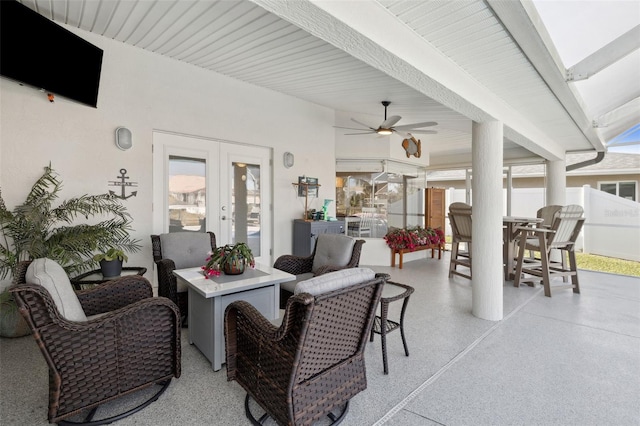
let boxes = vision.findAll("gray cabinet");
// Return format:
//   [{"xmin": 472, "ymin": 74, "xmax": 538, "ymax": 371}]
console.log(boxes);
[{"xmin": 293, "ymin": 219, "xmax": 345, "ymax": 256}]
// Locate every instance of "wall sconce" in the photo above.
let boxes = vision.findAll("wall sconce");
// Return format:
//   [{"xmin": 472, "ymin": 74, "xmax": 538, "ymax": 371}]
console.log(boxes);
[
  {"xmin": 283, "ymin": 151, "xmax": 294, "ymax": 168},
  {"xmin": 115, "ymin": 127, "xmax": 132, "ymax": 150}
]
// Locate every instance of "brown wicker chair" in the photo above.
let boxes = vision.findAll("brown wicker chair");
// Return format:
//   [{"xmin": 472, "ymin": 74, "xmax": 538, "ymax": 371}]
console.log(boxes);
[
  {"xmin": 10, "ymin": 259, "xmax": 181, "ymax": 425},
  {"xmin": 225, "ymin": 268, "xmax": 386, "ymax": 426},
  {"xmin": 151, "ymin": 231, "xmax": 216, "ymax": 325},
  {"xmin": 273, "ymin": 233, "xmax": 365, "ymax": 307}
]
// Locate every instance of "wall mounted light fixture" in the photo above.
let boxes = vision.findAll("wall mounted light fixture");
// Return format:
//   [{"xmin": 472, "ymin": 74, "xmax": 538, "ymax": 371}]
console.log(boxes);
[
  {"xmin": 283, "ymin": 151, "xmax": 294, "ymax": 168},
  {"xmin": 115, "ymin": 127, "xmax": 132, "ymax": 150}
]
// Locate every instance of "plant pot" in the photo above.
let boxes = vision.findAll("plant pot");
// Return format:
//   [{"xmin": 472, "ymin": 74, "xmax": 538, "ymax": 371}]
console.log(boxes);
[
  {"xmin": 223, "ymin": 256, "xmax": 245, "ymax": 275},
  {"xmin": 100, "ymin": 259, "xmax": 123, "ymax": 279}
]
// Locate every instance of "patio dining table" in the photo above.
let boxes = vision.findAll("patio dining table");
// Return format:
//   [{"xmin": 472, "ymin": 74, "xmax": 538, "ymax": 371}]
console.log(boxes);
[{"xmin": 503, "ymin": 216, "xmax": 544, "ymax": 280}]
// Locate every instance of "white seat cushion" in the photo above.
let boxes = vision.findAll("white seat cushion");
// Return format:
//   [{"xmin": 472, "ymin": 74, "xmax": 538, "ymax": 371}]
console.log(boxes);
[
  {"xmin": 294, "ymin": 267, "xmax": 375, "ymax": 296},
  {"xmin": 311, "ymin": 234, "xmax": 356, "ymax": 274},
  {"xmin": 26, "ymin": 258, "xmax": 87, "ymax": 322}
]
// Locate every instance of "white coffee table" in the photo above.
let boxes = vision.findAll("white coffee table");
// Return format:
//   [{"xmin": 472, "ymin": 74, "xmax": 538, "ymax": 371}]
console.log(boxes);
[{"xmin": 173, "ymin": 263, "xmax": 295, "ymax": 371}]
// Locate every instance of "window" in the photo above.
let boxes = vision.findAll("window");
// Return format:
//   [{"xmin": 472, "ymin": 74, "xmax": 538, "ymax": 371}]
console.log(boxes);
[
  {"xmin": 335, "ymin": 160, "xmax": 426, "ymax": 238},
  {"xmin": 598, "ymin": 181, "xmax": 637, "ymax": 201},
  {"xmin": 168, "ymin": 156, "xmax": 206, "ymax": 233}
]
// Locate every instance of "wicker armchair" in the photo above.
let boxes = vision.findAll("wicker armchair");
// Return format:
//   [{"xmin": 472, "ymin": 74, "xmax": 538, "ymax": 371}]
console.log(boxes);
[
  {"xmin": 10, "ymin": 259, "xmax": 181, "ymax": 425},
  {"xmin": 273, "ymin": 233, "xmax": 365, "ymax": 306},
  {"xmin": 225, "ymin": 268, "xmax": 385, "ymax": 426},
  {"xmin": 151, "ymin": 231, "xmax": 216, "ymax": 325}
]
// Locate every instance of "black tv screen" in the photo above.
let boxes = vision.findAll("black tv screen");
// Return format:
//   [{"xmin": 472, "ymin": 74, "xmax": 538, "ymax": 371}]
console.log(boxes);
[{"xmin": 0, "ymin": 0, "xmax": 103, "ymax": 108}]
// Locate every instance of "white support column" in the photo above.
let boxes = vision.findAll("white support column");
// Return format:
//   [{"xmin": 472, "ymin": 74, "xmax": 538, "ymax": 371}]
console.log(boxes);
[
  {"xmin": 471, "ymin": 121, "xmax": 504, "ymax": 321},
  {"xmin": 546, "ymin": 160, "xmax": 566, "ymax": 206},
  {"xmin": 506, "ymin": 166, "xmax": 513, "ymax": 216}
]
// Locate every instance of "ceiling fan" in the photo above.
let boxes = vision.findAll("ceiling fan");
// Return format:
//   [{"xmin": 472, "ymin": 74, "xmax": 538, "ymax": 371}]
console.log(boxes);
[{"xmin": 336, "ymin": 101, "xmax": 438, "ymax": 136}]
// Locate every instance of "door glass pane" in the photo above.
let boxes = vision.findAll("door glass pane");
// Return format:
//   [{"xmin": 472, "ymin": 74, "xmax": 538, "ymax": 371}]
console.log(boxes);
[
  {"xmin": 387, "ymin": 175, "xmax": 404, "ymax": 230},
  {"xmin": 405, "ymin": 175, "xmax": 424, "ymax": 228},
  {"xmin": 232, "ymin": 162, "xmax": 261, "ymax": 256},
  {"xmin": 600, "ymin": 183, "xmax": 617, "ymax": 196},
  {"xmin": 619, "ymin": 182, "xmax": 636, "ymax": 201},
  {"xmin": 168, "ymin": 156, "xmax": 206, "ymax": 233}
]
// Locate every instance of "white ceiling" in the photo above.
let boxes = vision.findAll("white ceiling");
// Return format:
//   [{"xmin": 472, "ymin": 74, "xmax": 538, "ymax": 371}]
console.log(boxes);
[{"xmin": 18, "ymin": 0, "xmax": 635, "ymax": 167}]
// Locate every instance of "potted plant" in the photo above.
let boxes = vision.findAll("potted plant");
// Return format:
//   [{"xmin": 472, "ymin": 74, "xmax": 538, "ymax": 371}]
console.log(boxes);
[
  {"xmin": 93, "ymin": 248, "xmax": 128, "ymax": 278},
  {"xmin": 383, "ymin": 226, "xmax": 445, "ymax": 251},
  {"xmin": 202, "ymin": 242, "xmax": 255, "ymax": 277},
  {"xmin": 0, "ymin": 165, "xmax": 142, "ymax": 337}
]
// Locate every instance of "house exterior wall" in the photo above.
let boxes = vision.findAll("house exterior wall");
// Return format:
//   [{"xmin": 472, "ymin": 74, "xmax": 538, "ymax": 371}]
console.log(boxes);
[{"xmin": 0, "ymin": 25, "xmax": 337, "ymax": 285}]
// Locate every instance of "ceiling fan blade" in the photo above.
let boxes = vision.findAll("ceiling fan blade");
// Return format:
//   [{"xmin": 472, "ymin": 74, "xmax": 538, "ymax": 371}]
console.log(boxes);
[
  {"xmin": 334, "ymin": 125, "xmax": 370, "ymax": 131},
  {"xmin": 344, "ymin": 131, "xmax": 376, "ymax": 135},
  {"xmin": 381, "ymin": 115, "xmax": 401, "ymax": 128},
  {"xmin": 405, "ymin": 129, "xmax": 438, "ymax": 135},
  {"xmin": 351, "ymin": 118, "xmax": 377, "ymax": 131},
  {"xmin": 393, "ymin": 121, "xmax": 438, "ymax": 130}
]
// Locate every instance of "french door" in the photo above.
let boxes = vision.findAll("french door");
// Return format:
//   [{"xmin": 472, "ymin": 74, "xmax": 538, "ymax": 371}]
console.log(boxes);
[{"xmin": 152, "ymin": 131, "xmax": 272, "ymax": 265}]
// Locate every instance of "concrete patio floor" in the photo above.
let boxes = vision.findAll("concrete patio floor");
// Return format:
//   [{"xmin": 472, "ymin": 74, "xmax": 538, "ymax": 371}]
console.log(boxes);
[{"xmin": 1, "ymin": 252, "xmax": 639, "ymax": 425}]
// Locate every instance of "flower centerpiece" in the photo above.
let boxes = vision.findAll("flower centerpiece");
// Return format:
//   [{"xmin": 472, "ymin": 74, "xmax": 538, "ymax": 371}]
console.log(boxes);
[
  {"xmin": 202, "ymin": 242, "xmax": 255, "ymax": 277},
  {"xmin": 384, "ymin": 226, "xmax": 445, "ymax": 251}
]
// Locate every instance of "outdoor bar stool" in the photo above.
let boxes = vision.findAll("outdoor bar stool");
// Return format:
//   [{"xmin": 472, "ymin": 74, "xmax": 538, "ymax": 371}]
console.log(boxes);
[{"xmin": 370, "ymin": 281, "xmax": 414, "ymax": 374}]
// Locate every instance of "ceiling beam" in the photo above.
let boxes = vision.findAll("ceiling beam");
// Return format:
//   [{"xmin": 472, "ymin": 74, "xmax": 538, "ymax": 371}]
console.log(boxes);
[
  {"xmin": 567, "ymin": 25, "xmax": 640, "ymax": 82},
  {"xmin": 487, "ymin": 0, "xmax": 606, "ymax": 152},
  {"xmin": 250, "ymin": 0, "xmax": 566, "ymax": 161}
]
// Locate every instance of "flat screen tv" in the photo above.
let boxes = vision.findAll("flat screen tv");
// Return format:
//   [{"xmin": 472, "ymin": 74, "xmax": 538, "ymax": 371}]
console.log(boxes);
[{"xmin": 0, "ymin": 0, "xmax": 103, "ymax": 108}]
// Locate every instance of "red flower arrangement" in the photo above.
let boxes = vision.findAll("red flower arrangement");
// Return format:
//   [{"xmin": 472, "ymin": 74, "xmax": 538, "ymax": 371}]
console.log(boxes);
[
  {"xmin": 383, "ymin": 226, "xmax": 445, "ymax": 251},
  {"xmin": 202, "ymin": 242, "xmax": 255, "ymax": 278}
]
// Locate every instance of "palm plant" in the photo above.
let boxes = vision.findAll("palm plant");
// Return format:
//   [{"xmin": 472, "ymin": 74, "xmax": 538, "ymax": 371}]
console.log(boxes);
[{"xmin": 0, "ymin": 165, "xmax": 142, "ymax": 279}]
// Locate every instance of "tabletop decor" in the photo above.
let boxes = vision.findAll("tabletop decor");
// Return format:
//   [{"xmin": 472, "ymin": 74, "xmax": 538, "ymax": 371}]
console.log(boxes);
[
  {"xmin": 202, "ymin": 242, "xmax": 255, "ymax": 277},
  {"xmin": 384, "ymin": 226, "xmax": 444, "ymax": 251}
]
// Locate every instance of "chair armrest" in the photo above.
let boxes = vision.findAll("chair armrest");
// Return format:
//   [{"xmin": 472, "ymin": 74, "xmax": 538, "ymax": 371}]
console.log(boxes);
[
  {"xmin": 155, "ymin": 258, "xmax": 179, "ymax": 302},
  {"xmin": 514, "ymin": 225, "xmax": 555, "ymax": 239},
  {"xmin": 38, "ymin": 295, "xmax": 181, "ymax": 381},
  {"xmin": 225, "ymin": 296, "xmax": 314, "ymax": 381},
  {"xmin": 273, "ymin": 254, "xmax": 313, "ymax": 275},
  {"xmin": 347, "ymin": 240, "xmax": 365, "ymax": 267},
  {"xmin": 77, "ymin": 275, "xmax": 153, "ymax": 317},
  {"xmin": 313, "ymin": 263, "xmax": 351, "ymax": 276}
]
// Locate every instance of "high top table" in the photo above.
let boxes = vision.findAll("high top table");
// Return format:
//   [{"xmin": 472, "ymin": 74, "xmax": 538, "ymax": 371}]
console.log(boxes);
[
  {"xmin": 503, "ymin": 216, "xmax": 544, "ymax": 280},
  {"xmin": 173, "ymin": 264, "xmax": 295, "ymax": 371}
]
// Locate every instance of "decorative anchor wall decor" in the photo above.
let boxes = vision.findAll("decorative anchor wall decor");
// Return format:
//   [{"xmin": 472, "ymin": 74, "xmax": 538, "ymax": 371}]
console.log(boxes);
[{"xmin": 108, "ymin": 168, "xmax": 138, "ymax": 200}]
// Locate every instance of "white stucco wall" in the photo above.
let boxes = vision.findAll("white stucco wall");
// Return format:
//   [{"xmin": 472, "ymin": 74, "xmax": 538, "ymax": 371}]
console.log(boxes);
[{"xmin": 0, "ymin": 25, "xmax": 337, "ymax": 282}]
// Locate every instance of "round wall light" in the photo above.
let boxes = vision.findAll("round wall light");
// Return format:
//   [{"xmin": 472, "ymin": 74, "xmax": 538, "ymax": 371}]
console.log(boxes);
[
  {"xmin": 283, "ymin": 151, "xmax": 294, "ymax": 168},
  {"xmin": 115, "ymin": 127, "xmax": 132, "ymax": 150}
]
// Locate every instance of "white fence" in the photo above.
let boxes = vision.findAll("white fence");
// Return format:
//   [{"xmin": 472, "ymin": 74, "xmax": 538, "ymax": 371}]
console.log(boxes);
[{"xmin": 444, "ymin": 185, "xmax": 640, "ymax": 262}]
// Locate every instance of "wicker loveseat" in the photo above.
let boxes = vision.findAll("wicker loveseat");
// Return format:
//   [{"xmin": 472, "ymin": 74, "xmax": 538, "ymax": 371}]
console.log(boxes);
[
  {"xmin": 10, "ymin": 259, "xmax": 181, "ymax": 425},
  {"xmin": 224, "ymin": 268, "xmax": 386, "ymax": 425}
]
